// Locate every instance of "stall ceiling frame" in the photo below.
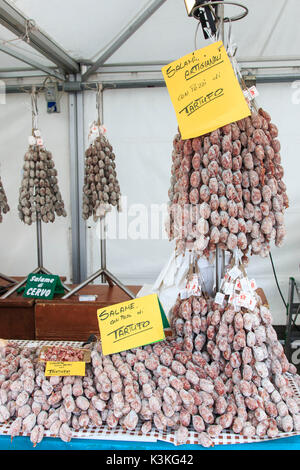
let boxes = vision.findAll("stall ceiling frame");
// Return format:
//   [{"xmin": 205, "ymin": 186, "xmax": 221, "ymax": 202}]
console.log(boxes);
[
  {"xmin": 0, "ymin": 0, "xmax": 299, "ymax": 284},
  {"xmin": 0, "ymin": 0, "xmax": 79, "ymax": 73},
  {"xmin": 0, "ymin": 0, "xmax": 169, "ymax": 283}
]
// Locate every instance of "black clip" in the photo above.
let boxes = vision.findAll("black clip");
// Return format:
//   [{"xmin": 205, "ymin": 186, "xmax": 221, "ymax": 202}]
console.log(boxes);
[
  {"xmin": 82, "ymin": 334, "xmax": 97, "ymax": 347},
  {"xmin": 194, "ymin": 1, "xmax": 219, "ymax": 41}
]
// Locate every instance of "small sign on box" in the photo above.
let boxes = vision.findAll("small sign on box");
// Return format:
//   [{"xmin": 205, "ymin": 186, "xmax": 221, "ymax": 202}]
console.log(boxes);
[
  {"xmin": 215, "ymin": 292, "xmax": 225, "ymax": 306},
  {"xmin": 45, "ymin": 361, "xmax": 86, "ymax": 377},
  {"xmin": 22, "ymin": 273, "xmax": 65, "ymax": 300},
  {"xmin": 96, "ymin": 294, "xmax": 169, "ymax": 356}
]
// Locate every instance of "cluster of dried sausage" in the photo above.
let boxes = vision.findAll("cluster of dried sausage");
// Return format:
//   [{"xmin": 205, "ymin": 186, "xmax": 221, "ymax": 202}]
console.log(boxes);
[
  {"xmin": 18, "ymin": 143, "xmax": 66, "ymax": 225},
  {"xmin": 0, "ymin": 176, "xmax": 9, "ymax": 223},
  {"xmin": 82, "ymin": 133, "xmax": 121, "ymax": 221},
  {"xmin": 166, "ymin": 109, "xmax": 288, "ymax": 260},
  {"xmin": 1, "ymin": 285, "xmax": 299, "ymax": 448}
]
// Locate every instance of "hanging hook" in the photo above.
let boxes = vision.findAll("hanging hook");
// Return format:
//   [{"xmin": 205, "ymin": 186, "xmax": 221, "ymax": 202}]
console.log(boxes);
[{"xmin": 96, "ymin": 83, "xmax": 103, "ymax": 127}]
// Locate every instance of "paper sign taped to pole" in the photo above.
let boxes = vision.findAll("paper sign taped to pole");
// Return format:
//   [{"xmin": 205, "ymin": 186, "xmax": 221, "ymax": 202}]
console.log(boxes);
[
  {"xmin": 162, "ymin": 41, "xmax": 250, "ymax": 139},
  {"xmin": 97, "ymin": 294, "xmax": 169, "ymax": 356}
]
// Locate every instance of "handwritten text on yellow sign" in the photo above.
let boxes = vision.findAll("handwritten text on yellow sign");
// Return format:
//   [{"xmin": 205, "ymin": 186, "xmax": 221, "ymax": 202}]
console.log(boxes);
[
  {"xmin": 97, "ymin": 294, "xmax": 165, "ymax": 356},
  {"xmin": 162, "ymin": 41, "xmax": 250, "ymax": 139}
]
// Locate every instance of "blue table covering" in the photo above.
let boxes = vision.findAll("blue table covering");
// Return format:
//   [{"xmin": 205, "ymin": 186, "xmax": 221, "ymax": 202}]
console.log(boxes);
[{"xmin": 1, "ymin": 434, "xmax": 300, "ymax": 450}]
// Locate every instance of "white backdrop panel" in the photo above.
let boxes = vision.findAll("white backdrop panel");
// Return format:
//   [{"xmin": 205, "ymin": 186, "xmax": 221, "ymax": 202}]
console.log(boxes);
[{"xmin": 0, "ymin": 92, "xmax": 72, "ymax": 281}]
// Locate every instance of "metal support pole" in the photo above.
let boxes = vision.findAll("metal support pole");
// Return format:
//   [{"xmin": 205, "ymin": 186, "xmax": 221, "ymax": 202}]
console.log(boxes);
[
  {"xmin": 215, "ymin": 2, "xmax": 225, "ymax": 292},
  {"xmin": 68, "ymin": 75, "xmax": 87, "ymax": 284},
  {"xmin": 36, "ymin": 219, "xmax": 43, "ymax": 269}
]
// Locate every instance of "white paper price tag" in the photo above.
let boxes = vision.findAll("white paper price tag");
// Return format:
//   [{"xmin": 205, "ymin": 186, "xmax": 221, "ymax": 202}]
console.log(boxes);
[
  {"xmin": 186, "ymin": 274, "xmax": 201, "ymax": 296},
  {"xmin": 223, "ymin": 282, "xmax": 234, "ymax": 296},
  {"xmin": 249, "ymin": 279, "xmax": 257, "ymax": 291},
  {"xmin": 228, "ymin": 266, "xmax": 241, "ymax": 281},
  {"xmin": 240, "ymin": 278, "xmax": 249, "ymax": 292},
  {"xmin": 180, "ymin": 289, "xmax": 189, "ymax": 300},
  {"xmin": 92, "ymin": 126, "xmax": 99, "ymax": 134}
]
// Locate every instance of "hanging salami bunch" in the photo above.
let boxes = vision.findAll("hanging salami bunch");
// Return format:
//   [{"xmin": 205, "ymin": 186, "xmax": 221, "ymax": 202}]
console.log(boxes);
[
  {"xmin": 18, "ymin": 90, "xmax": 67, "ymax": 226},
  {"xmin": 0, "ymin": 176, "xmax": 9, "ymax": 222},
  {"xmin": 82, "ymin": 86, "xmax": 122, "ymax": 222},
  {"xmin": 166, "ymin": 108, "xmax": 288, "ymax": 260},
  {"xmin": 82, "ymin": 127, "xmax": 121, "ymax": 221}
]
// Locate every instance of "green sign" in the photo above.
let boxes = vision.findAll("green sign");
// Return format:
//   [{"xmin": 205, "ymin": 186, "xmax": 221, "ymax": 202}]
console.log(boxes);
[
  {"xmin": 158, "ymin": 298, "xmax": 170, "ymax": 329},
  {"xmin": 22, "ymin": 273, "xmax": 65, "ymax": 299}
]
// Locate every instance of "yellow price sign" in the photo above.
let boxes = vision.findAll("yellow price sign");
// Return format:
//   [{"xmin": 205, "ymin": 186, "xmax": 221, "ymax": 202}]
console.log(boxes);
[
  {"xmin": 97, "ymin": 294, "xmax": 167, "ymax": 356},
  {"xmin": 44, "ymin": 361, "xmax": 86, "ymax": 377},
  {"xmin": 162, "ymin": 41, "xmax": 250, "ymax": 139}
]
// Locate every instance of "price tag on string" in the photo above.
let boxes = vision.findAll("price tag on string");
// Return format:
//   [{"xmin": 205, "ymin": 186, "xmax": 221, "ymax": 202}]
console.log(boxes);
[
  {"xmin": 228, "ymin": 265, "xmax": 241, "ymax": 281},
  {"xmin": 28, "ymin": 136, "xmax": 36, "ymax": 145},
  {"xmin": 223, "ymin": 282, "xmax": 234, "ymax": 296},
  {"xmin": 162, "ymin": 41, "xmax": 250, "ymax": 139},
  {"xmin": 186, "ymin": 273, "xmax": 202, "ymax": 296},
  {"xmin": 240, "ymin": 277, "xmax": 250, "ymax": 292},
  {"xmin": 236, "ymin": 291, "xmax": 257, "ymax": 311},
  {"xmin": 215, "ymin": 292, "xmax": 225, "ymax": 306}
]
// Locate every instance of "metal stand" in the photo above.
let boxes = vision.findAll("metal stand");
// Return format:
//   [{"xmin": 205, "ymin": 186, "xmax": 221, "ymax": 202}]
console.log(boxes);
[
  {"xmin": 62, "ymin": 217, "xmax": 135, "ymax": 299},
  {"xmin": 0, "ymin": 273, "xmax": 17, "ymax": 284},
  {"xmin": 0, "ymin": 219, "xmax": 71, "ymax": 299},
  {"xmin": 285, "ymin": 277, "xmax": 300, "ymax": 362},
  {"xmin": 63, "ymin": 85, "xmax": 135, "ymax": 300}
]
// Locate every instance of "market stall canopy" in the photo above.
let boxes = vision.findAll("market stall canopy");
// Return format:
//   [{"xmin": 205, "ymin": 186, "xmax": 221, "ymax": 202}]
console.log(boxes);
[{"xmin": 0, "ymin": 0, "xmax": 299, "ymax": 78}]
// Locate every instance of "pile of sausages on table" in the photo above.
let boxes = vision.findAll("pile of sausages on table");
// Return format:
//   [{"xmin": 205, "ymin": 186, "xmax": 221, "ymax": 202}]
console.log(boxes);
[{"xmin": 1, "ymin": 109, "xmax": 299, "ymax": 448}]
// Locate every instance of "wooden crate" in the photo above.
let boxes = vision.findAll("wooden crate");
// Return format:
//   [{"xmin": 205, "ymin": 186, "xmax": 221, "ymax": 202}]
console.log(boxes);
[
  {"xmin": 35, "ymin": 285, "xmax": 142, "ymax": 342},
  {"xmin": 0, "ymin": 295, "xmax": 35, "ymax": 339},
  {"xmin": 0, "ymin": 275, "xmax": 67, "ymax": 340}
]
